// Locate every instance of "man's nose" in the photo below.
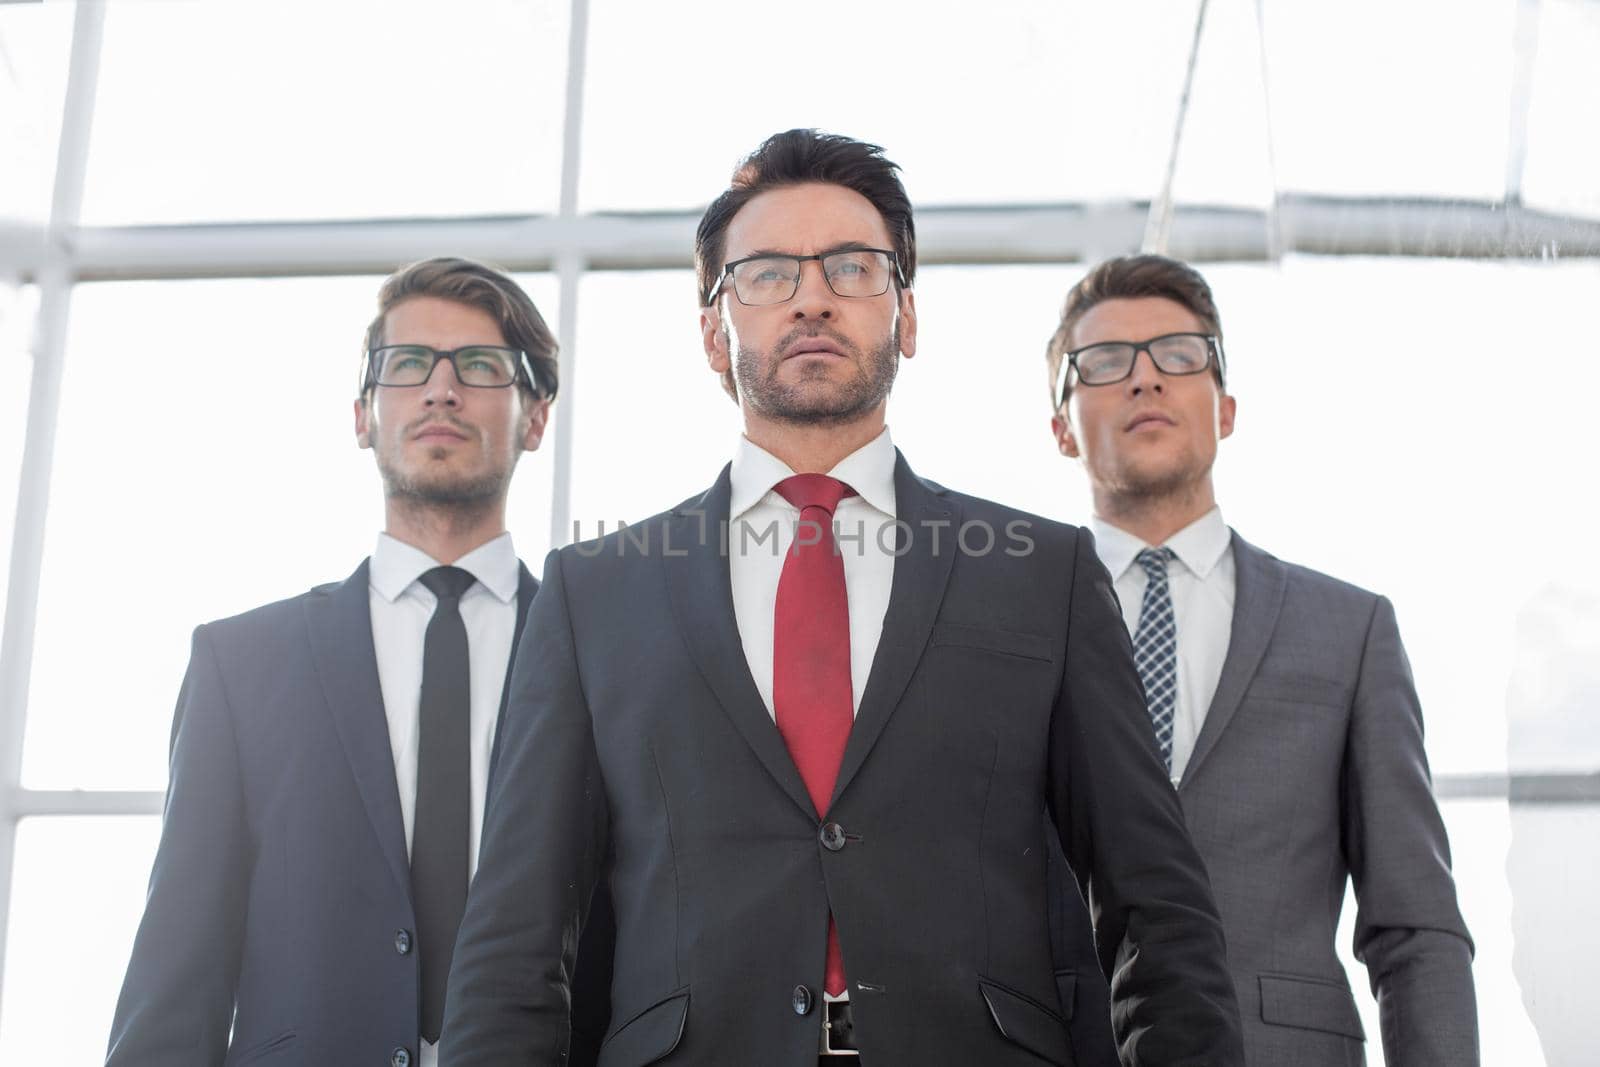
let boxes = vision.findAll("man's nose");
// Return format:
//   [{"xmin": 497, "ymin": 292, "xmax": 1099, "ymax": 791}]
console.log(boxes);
[
  {"xmin": 421, "ymin": 357, "xmax": 462, "ymax": 406},
  {"xmin": 1126, "ymin": 348, "xmax": 1165, "ymax": 396},
  {"xmin": 789, "ymin": 261, "xmax": 836, "ymax": 320}
]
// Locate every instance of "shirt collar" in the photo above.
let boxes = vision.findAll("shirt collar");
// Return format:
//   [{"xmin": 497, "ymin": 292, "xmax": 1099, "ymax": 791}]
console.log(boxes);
[
  {"xmin": 1089, "ymin": 506, "xmax": 1230, "ymax": 581},
  {"xmin": 729, "ymin": 426, "xmax": 898, "ymax": 519},
  {"xmin": 369, "ymin": 530, "xmax": 520, "ymax": 604}
]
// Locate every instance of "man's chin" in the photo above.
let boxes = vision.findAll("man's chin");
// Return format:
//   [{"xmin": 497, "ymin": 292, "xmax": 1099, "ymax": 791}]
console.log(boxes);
[
  {"xmin": 753, "ymin": 372, "xmax": 892, "ymax": 426},
  {"xmin": 380, "ymin": 464, "xmax": 509, "ymax": 509},
  {"xmin": 766, "ymin": 395, "xmax": 881, "ymax": 427},
  {"xmin": 738, "ymin": 332, "xmax": 898, "ymax": 427},
  {"xmin": 1115, "ymin": 458, "xmax": 1208, "ymax": 501}
]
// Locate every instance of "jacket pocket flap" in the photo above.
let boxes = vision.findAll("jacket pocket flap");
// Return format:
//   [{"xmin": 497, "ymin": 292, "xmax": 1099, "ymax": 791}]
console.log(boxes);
[
  {"xmin": 1258, "ymin": 973, "xmax": 1364, "ymax": 1039},
  {"xmin": 933, "ymin": 623, "xmax": 1054, "ymax": 663},
  {"xmin": 231, "ymin": 1031, "xmax": 298, "ymax": 1065},
  {"xmin": 1051, "ymin": 968, "xmax": 1078, "ymax": 1021},
  {"xmin": 600, "ymin": 988, "xmax": 689, "ymax": 1066},
  {"xmin": 979, "ymin": 978, "xmax": 1072, "ymax": 1065}
]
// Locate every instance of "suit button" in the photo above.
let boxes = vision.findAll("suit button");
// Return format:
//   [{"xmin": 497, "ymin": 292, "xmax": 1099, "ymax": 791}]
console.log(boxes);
[
  {"xmin": 792, "ymin": 984, "xmax": 814, "ymax": 1016},
  {"xmin": 394, "ymin": 929, "xmax": 412, "ymax": 955},
  {"xmin": 390, "ymin": 1048, "xmax": 412, "ymax": 1067},
  {"xmin": 819, "ymin": 822, "xmax": 847, "ymax": 852}
]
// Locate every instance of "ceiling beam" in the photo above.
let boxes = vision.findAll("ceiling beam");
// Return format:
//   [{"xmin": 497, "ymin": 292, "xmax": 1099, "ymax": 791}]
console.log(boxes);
[{"xmin": 2, "ymin": 195, "xmax": 1596, "ymax": 283}]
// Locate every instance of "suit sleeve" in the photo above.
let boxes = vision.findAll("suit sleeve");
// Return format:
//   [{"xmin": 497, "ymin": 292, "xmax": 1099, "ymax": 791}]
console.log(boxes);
[
  {"xmin": 1048, "ymin": 527, "xmax": 1245, "ymax": 1066},
  {"xmin": 1343, "ymin": 595, "xmax": 1478, "ymax": 1065},
  {"xmin": 441, "ymin": 549, "xmax": 609, "ymax": 1064},
  {"xmin": 1044, "ymin": 817, "xmax": 1121, "ymax": 1067},
  {"xmin": 105, "ymin": 626, "xmax": 249, "ymax": 1067}
]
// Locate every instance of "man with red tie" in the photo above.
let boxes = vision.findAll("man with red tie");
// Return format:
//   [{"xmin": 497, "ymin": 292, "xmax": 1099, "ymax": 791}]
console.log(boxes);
[{"xmin": 442, "ymin": 130, "xmax": 1244, "ymax": 1066}]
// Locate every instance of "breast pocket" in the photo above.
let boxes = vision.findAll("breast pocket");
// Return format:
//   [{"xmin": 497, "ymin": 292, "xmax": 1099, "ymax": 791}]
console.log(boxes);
[
  {"xmin": 915, "ymin": 625, "xmax": 1056, "ymax": 780},
  {"xmin": 916, "ymin": 623, "xmax": 1058, "ymax": 803},
  {"xmin": 1247, "ymin": 672, "xmax": 1352, "ymax": 710},
  {"xmin": 932, "ymin": 622, "xmax": 1055, "ymax": 664}
]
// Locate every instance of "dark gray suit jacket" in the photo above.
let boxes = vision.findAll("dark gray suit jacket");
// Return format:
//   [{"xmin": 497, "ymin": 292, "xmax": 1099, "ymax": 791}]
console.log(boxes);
[
  {"xmin": 1052, "ymin": 532, "xmax": 1477, "ymax": 1066},
  {"xmin": 105, "ymin": 559, "xmax": 598, "ymax": 1065},
  {"xmin": 442, "ymin": 455, "xmax": 1244, "ymax": 1066}
]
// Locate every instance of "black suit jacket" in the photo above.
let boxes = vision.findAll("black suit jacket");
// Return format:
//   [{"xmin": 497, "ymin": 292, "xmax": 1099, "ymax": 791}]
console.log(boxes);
[
  {"xmin": 104, "ymin": 559, "xmax": 610, "ymax": 1065},
  {"xmin": 442, "ymin": 455, "xmax": 1244, "ymax": 1066}
]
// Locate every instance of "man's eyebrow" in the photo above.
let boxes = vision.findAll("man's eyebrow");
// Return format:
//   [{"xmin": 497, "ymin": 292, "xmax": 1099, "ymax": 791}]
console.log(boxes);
[{"xmin": 739, "ymin": 241, "xmax": 883, "ymax": 258}]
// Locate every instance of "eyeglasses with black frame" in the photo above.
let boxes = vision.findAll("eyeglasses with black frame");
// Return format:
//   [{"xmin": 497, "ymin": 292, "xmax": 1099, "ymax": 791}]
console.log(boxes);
[
  {"xmin": 361, "ymin": 345, "xmax": 546, "ymax": 395},
  {"xmin": 708, "ymin": 247, "xmax": 905, "ymax": 306},
  {"xmin": 1056, "ymin": 332, "xmax": 1224, "ymax": 404}
]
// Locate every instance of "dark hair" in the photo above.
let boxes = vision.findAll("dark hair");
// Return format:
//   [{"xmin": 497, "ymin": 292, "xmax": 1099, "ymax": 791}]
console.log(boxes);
[
  {"xmin": 1045, "ymin": 254, "xmax": 1226, "ymax": 407},
  {"xmin": 361, "ymin": 256, "xmax": 559, "ymax": 401},
  {"xmin": 696, "ymin": 130, "xmax": 917, "ymax": 399}
]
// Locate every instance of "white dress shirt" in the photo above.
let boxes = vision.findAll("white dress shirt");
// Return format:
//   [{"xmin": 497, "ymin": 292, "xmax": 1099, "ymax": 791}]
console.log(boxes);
[
  {"xmin": 728, "ymin": 428, "xmax": 899, "ymax": 721},
  {"xmin": 1089, "ymin": 508, "xmax": 1235, "ymax": 784},
  {"xmin": 368, "ymin": 530, "xmax": 520, "ymax": 1066}
]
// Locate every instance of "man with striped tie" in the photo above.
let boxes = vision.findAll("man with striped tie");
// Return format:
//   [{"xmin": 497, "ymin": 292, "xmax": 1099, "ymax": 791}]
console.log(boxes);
[{"xmin": 1044, "ymin": 254, "xmax": 1478, "ymax": 1066}]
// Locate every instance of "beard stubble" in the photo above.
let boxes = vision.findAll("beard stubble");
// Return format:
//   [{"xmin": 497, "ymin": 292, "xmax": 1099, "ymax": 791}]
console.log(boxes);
[{"xmin": 735, "ymin": 322, "xmax": 900, "ymax": 427}]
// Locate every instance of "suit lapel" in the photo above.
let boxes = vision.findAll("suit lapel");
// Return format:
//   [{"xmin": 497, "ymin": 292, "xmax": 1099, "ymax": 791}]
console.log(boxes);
[
  {"xmin": 486, "ymin": 563, "xmax": 539, "ymax": 783},
  {"xmin": 830, "ymin": 453, "xmax": 958, "ymax": 809},
  {"xmin": 663, "ymin": 468, "xmax": 817, "ymax": 820},
  {"xmin": 1179, "ymin": 531, "xmax": 1287, "ymax": 788},
  {"xmin": 304, "ymin": 559, "xmax": 412, "ymax": 897}
]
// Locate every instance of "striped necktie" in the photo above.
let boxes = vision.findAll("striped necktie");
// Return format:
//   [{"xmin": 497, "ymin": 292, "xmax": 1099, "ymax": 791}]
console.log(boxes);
[{"xmin": 1133, "ymin": 547, "xmax": 1179, "ymax": 772}]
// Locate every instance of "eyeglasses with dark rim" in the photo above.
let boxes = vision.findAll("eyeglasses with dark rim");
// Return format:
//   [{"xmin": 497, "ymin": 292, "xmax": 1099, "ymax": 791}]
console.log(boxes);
[
  {"xmin": 361, "ymin": 345, "xmax": 547, "ymax": 395},
  {"xmin": 1055, "ymin": 332, "xmax": 1224, "ymax": 404},
  {"xmin": 707, "ymin": 247, "xmax": 906, "ymax": 306}
]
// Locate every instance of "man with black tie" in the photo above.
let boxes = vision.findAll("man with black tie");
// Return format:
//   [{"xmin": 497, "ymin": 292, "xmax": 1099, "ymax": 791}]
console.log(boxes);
[
  {"xmin": 106, "ymin": 258, "xmax": 599, "ymax": 1066},
  {"xmin": 442, "ymin": 131, "xmax": 1243, "ymax": 1066},
  {"xmin": 1043, "ymin": 254, "xmax": 1477, "ymax": 1065}
]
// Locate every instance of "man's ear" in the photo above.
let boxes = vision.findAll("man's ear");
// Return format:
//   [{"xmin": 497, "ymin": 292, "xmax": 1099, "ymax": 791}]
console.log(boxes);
[
  {"xmin": 897, "ymin": 287, "xmax": 918, "ymax": 359},
  {"xmin": 1218, "ymin": 392, "xmax": 1237, "ymax": 441},
  {"xmin": 354, "ymin": 396, "xmax": 372, "ymax": 449},
  {"xmin": 700, "ymin": 302, "xmax": 731, "ymax": 376},
  {"xmin": 1050, "ymin": 412, "xmax": 1080, "ymax": 458},
  {"xmin": 521, "ymin": 395, "xmax": 551, "ymax": 451}
]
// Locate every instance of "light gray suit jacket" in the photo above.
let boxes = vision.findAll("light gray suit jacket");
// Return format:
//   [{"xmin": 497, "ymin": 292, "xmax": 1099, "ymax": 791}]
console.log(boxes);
[{"xmin": 1051, "ymin": 531, "xmax": 1477, "ymax": 1066}]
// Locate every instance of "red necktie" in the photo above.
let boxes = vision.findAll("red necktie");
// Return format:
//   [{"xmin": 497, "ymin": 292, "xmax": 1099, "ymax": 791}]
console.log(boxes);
[{"xmin": 772, "ymin": 473, "xmax": 855, "ymax": 996}]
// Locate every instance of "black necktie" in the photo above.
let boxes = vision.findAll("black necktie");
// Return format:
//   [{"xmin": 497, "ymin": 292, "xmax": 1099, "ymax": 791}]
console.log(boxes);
[{"xmin": 413, "ymin": 565, "xmax": 476, "ymax": 1043}]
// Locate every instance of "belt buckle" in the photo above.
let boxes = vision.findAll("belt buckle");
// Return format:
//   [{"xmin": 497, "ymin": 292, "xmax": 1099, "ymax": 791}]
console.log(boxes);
[{"xmin": 819, "ymin": 998, "xmax": 860, "ymax": 1057}]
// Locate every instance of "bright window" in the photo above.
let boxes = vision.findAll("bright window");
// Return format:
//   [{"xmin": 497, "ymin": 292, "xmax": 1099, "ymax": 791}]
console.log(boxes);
[{"xmin": 4, "ymin": 1, "xmax": 1596, "ymax": 1063}]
